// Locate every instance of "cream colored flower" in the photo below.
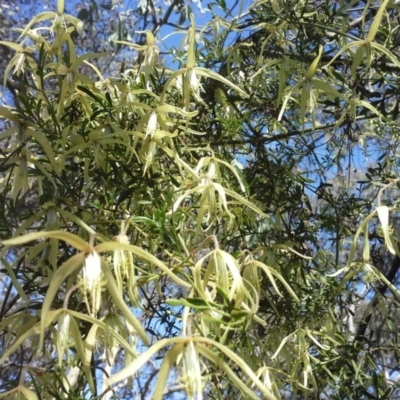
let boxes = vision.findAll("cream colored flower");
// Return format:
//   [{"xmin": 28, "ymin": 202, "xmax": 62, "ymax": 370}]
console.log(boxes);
[
  {"xmin": 145, "ymin": 111, "xmax": 157, "ymax": 138},
  {"xmin": 82, "ymin": 251, "xmax": 103, "ymax": 314},
  {"xmin": 51, "ymin": 14, "xmax": 66, "ymax": 35},
  {"xmin": 114, "ymin": 232, "xmax": 130, "ymax": 286},
  {"xmin": 143, "ymin": 45, "xmax": 159, "ymax": 67},
  {"xmin": 66, "ymin": 71, "xmax": 74, "ymax": 87},
  {"xmin": 13, "ymin": 53, "xmax": 26, "ymax": 77},
  {"xmin": 187, "ymin": 69, "xmax": 203, "ymax": 102},
  {"xmin": 175, "ymin": 75, "xmax": 183, "ymax": 91},
  {"xmin": 200, "ymin": 162, "xmax": 216, "ymax": 186},
  {"xmin": 83, "ymin": 251, "xmax": 102, "ymax": 292}
]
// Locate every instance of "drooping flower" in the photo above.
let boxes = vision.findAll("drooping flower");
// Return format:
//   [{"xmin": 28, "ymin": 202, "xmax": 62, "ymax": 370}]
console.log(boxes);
[
  {"xmin": 83, "ymin": 251, "xmax": 102, "ymax": 292},
  {"xmin": 200, "ymin": 162, "xmax": 216, "ymax": 186},
  {"xmin": 145, "ymin": 111, "xmax": 157, "ymax": 138},
  {"xmin": 82, "ymin": 251, "xmax": 103, "ymax": 314},
  {"xmin": 181, "ymin": 341, "xmax": 203, "ymax": 400},
  {"xmin": 50, "ymin": 13, "xmax": 66, "ymax": 36},
  {"xmin": 187, "ymin": 69, "xmax": 203, "ymax": 102},
  {"xmin": 56, "ymin": 312, "xmax": 70, "ymax": 366}
]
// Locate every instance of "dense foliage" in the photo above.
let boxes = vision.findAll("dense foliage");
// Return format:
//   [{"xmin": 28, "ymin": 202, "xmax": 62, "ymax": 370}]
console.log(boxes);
[{"xmin": 1, "ymin": 0, "xmax": 400, "ymax": 399}]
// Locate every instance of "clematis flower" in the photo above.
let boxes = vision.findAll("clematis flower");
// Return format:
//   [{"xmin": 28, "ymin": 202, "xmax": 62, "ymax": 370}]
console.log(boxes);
[
  {"xmin": 50, "ymin": 13, "xmax": 66, "ymax": 36},
  {"xmin": 82, "ymin": 251, "xmax": 103, "ymax": 314},
  {"xmin": 145, "ymin": 111, "xmax": 157, "ymax": 138},
  {"xmin": 83, "ymin": 251, "xmax": 102, "ymax": 291},
  {"xmin": 200, "ymin": 162, "xmax": 216, "ymax": 186},
  {"xmin": 187, "ymin": 69, "xmax": 203, "ymax": 102}
]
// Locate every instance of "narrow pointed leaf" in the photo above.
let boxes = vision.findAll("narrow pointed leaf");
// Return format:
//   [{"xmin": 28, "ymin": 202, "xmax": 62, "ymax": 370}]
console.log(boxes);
[
  {"xmin": 101, "ymin": 261, "xmax": 148, "ymax": 345},
  {"xmin": 2, "ymin": 231, "xmax": 88, "ymax": 251},
  {"xmin": 39, "ymin": 252, "xmax": 86, "ymax": 348},
  {"xmin": 153, "ymin": 344, "xmax": 184, "ymax": 400}
]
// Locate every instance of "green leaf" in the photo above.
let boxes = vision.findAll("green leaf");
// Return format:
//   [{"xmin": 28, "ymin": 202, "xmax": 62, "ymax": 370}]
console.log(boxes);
[
  {"xmin": 68, "ymin": 310, "xmax": 137, "ymax": 357},
  {"xmin": 197, "ymin": 344, "xmax": 262, "ymax": 400},
  {"xmin": 106, "ymin": 338, "xmax": 172, "ymax": 386},
  {"xmin": 366, "ymin": 0, "xmax": 390, "ymax": 42},
  {"xmin": 39, "ymin": 252, "xmax": 86, "ymax": 349},
  {"xmin": 153, "ymin": 343, "xmax": 184, "ymax": 400},
  {"xmin": 305, "ymin": 45, "xmax": 323, "ymax": 80},
  {"xmin": 376, "ymin": 206, "xmax": 395, "ymax": 254},
  {"xmin": 2, "ymin": 231, "xmax": 89, "ymax": 251},
  {"xmin": 167, "ymin": 298, "xmax": 217, "ymax": 310},
  {"xmin": 101, "ymin": 260, "xmax": 149, "ymax": 345},
  {"xmin": 17, "ymin": 387, "xmax": 39, "ymax": 400},
  {"xmin": 17, "ymin": 12, "xmax": 58, "ymax": 39},
  {"xmin": 69, "ymin": 315, "xmax": 95, "ymax": 393},
  {"xmin": 194, "ymin": 67, "xmax": 249, "ymax": 98},
  {"xmin": 95, "ymin": 242, "xmax": 190, "ymax": 288},
  {"xmin": 0, "ymin": 310, "xmax": 61, "ymax": 365}
]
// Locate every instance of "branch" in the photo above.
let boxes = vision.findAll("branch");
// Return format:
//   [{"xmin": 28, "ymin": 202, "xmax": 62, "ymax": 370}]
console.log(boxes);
[
  {"xmin": 209, "ymin": 113, "xmax": 382, "ymax": 148},
  {"xmin": 355, "ymin": 255, "xmax": 400, "ymax": 342},
  {"xmin": 153, "ymin": 0, "xmax": 181, "ymax": 35}
]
